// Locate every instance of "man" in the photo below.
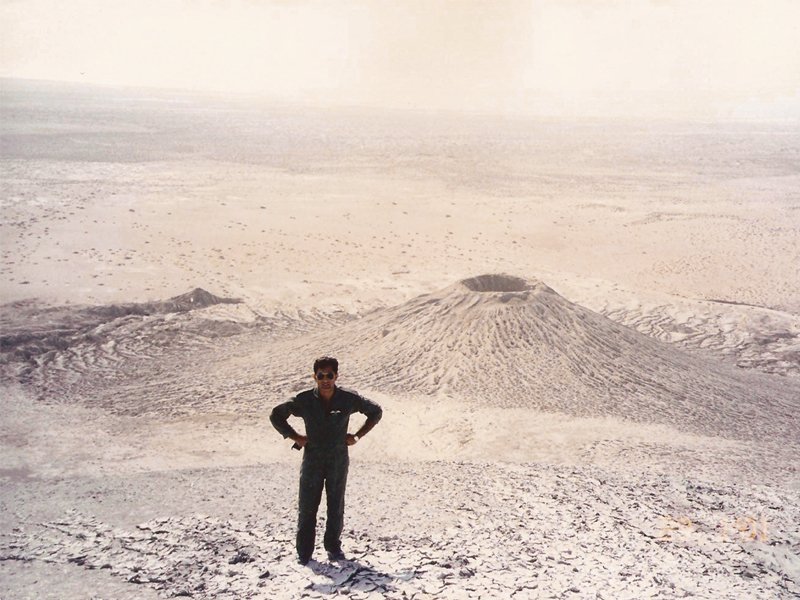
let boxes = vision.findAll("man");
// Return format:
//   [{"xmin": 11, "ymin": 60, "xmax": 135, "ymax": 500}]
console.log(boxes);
[{"xmin": 270, "ymin": 356, "xmax": 382, "ymax": 565}]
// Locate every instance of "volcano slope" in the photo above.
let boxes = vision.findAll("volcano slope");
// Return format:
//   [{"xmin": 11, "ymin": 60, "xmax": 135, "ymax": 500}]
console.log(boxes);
[{"xmin": 236, "ymin": 274, "xmax": 797, "ymax": 444}]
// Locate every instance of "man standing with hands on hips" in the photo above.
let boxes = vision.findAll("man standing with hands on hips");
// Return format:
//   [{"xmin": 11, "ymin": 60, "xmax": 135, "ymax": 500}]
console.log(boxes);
[{"xmin": 270, "ymin": 356, "xmax": 383, "ymax": 565}]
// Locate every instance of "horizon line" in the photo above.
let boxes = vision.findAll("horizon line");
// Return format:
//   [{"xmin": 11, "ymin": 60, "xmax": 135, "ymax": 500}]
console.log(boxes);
[{"xmin": 3, "ymin": 76, "xmax": 798, "ymax": 127}]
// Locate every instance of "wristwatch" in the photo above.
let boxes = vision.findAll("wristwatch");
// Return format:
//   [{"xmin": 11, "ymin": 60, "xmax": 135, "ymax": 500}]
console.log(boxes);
[{"xmin": 353, "ymin": 434, "xmax": 361, "ymax": 441}]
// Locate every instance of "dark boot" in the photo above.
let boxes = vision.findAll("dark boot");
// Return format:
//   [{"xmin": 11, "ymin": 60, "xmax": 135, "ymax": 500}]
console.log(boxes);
[{"xmin": 327, "ymin": 549, "xmax": 346, "ymax": 561}]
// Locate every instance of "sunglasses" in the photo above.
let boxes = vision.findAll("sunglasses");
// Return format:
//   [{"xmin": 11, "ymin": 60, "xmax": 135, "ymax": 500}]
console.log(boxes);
[{"xmin": 315, "ymin": 372, "xmax": 336, "ymax": 380}]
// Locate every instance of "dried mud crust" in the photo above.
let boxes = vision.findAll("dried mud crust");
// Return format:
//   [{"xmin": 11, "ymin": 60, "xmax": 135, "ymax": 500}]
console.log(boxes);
[{"xmin": 2, "ymin": 462, "xmax": 798, "ymax": 600}]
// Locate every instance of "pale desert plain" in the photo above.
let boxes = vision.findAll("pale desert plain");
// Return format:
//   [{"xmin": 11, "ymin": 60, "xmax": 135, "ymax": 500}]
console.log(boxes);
[{"xmin": 1, "ymin": 78, "xmax": 799, "ymax": 599}]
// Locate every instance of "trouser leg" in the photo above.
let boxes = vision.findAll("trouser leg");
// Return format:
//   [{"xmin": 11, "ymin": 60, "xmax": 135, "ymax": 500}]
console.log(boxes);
[
  {"xmin": 323, "ymin": 451, "xmax": 349, "ymax": 553},
  {"xmin": 297, "ymin": 454, "xmax": 324, "ymax": 561}
]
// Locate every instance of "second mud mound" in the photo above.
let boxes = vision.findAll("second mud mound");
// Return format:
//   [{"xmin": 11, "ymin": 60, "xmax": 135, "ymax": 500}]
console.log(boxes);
[{"xmin": 0, "ymin": 288, "xmax": 241, "ymax": 365}]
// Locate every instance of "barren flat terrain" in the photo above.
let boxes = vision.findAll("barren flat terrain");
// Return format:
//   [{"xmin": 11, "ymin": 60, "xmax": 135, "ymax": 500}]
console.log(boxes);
[{"xmin": 1, "ymin": 80, "xmax": 799, "ymax": 599}]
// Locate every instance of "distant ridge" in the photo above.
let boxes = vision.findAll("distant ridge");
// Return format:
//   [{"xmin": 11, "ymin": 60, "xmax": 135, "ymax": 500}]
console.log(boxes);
[{"xmin": 261, "ymin": 274, "xmax": 797, "ymax": 441}]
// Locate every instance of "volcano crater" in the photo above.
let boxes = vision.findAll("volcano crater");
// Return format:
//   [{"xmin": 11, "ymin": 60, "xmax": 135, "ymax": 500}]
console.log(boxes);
[{"xmin": 460, "ymin": 274, "xmax": 531, "ymax": 293}]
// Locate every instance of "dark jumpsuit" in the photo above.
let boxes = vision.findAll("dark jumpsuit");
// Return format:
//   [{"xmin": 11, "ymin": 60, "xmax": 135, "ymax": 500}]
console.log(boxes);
[{"xmin": 270, "ymin": 386, "xmax": 382, "ymax": 560}]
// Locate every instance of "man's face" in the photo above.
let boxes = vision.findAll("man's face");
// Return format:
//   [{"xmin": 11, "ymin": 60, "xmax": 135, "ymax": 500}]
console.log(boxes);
[{"xmin": 314, "ymin": 367, "xmax": 338, "ymax": 393}]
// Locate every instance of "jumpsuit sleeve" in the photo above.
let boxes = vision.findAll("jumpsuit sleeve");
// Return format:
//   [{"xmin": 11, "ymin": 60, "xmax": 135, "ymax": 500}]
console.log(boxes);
[
  {"xmin": 355, "ymin": 393, "xmax": 383, "ymax": 428},
  {"xmin": 270, "ymin": 396, "xmax": 304, "ymax": 439}
]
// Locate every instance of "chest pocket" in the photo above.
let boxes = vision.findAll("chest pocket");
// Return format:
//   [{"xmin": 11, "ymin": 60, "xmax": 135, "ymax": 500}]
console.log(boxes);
[{"xmin": 326, "ymin": 409, "xmax": 349, "ymax": 424}]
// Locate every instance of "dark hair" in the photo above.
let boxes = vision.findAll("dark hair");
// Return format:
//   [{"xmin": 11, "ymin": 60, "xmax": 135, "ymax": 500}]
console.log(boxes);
[{"xmin": 313, "ymin": 356, "xmax": 339, "ymax": 374}]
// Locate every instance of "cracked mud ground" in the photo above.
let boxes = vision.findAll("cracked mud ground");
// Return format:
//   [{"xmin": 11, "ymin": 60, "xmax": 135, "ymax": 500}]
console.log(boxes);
[{"xmin": 2, "ymin": 462, "xmax": 798, "ymax": 599}]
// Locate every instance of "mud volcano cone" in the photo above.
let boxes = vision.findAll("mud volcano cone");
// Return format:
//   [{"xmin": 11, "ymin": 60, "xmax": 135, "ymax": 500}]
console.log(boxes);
[{"xmin": 273, "ymin": 274, "xmax": 795, "ymax": 441}]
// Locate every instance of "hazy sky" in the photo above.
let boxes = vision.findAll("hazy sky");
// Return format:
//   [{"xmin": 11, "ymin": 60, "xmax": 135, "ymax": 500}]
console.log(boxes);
[{"xmin": 2, "ymin": 0, "xmax": 798, "ymax": 119}]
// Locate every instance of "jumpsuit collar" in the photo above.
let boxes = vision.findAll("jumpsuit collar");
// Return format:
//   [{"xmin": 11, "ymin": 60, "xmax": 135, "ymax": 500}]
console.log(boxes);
[{"xmin": 313, "ymin": 385, "xmax": 337, "ymax": 399}]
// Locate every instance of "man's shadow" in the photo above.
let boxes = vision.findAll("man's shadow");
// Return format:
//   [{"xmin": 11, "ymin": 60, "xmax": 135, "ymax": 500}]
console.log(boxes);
[{"xmin": 306, "ymin": 559, "xmax": 406, "ymax": 594}]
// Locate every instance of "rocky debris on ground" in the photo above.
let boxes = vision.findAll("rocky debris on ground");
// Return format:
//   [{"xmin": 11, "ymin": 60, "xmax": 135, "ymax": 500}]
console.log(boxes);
[{"xmin": 2, "ymin": 461, "xmax": 798, "ymax": 599}]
